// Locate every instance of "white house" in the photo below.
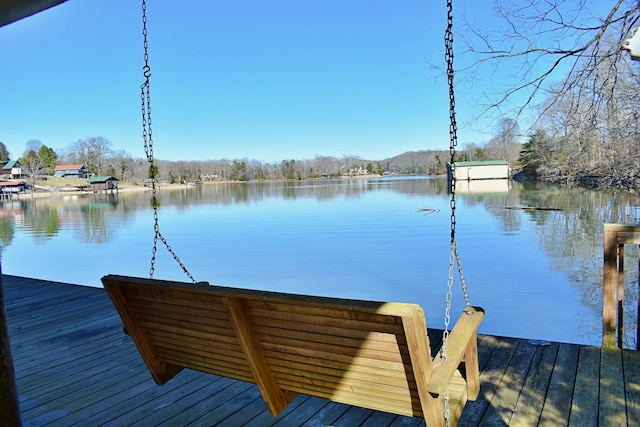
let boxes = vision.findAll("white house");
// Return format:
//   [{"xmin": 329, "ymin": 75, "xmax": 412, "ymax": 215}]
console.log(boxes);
[{"xmin": 1, "ymin": 160, "xmax": 24, "ymax": 179}]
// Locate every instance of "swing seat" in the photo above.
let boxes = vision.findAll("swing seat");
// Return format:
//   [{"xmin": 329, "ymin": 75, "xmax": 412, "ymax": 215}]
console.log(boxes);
[{"xmin": 102, "ymin": 275, "xmax": 484, "ymax": 426}]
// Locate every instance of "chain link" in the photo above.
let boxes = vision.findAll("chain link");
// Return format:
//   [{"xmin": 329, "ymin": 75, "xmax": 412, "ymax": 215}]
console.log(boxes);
[
  {"xmin": 141, "ymin": 0, "xmax": 196, "ymax": 284},
  {"xmin": 442, "ymin": 0, "xmax": 474, "ymax": 424},
  {"xmin": 442, "ymin": 0, "xmax": 455, "ymax": 368}
]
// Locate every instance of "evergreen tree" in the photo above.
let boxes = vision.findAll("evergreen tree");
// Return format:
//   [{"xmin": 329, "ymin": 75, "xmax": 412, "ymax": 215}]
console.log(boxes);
[
  {"xmin": 281, "ymin": 159, "xmax": 296, "ymax": 180},
  {"xmin": 230, "ymin": 160, "xmax": 248, "ymax": 181},
  {"xmin": 148, "ymin": 165, "xmax": 159, "ymax": 179},
  {"xmin": 520, "ymin": 129, "xmax": 553, "ymax": 176},
  {"xmin": 37, "ymin": 145, "xmax": 57, "ymax": 174},
  {"xmin": 0, "ymin": 141, "xmax": 10, "ymax": 162}
]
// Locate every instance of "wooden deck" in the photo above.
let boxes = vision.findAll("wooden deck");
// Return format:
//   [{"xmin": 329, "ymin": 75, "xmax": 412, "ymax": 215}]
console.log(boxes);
[{"xmin": 3, "ymin": 275, "xmax": 640, "ymax": 426}]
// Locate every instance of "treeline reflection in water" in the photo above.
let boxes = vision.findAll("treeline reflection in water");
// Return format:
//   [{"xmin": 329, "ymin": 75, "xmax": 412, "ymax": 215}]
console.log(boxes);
[{"xmin": 0, "ymin": 177, "xmax": 638, "ymax": 348}]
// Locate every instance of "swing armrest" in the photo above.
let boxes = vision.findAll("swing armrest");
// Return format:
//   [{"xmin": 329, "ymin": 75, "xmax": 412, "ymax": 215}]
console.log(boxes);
[{"xmin": 428, "ymin": 307, "xmax": 484, "ymax": 395}]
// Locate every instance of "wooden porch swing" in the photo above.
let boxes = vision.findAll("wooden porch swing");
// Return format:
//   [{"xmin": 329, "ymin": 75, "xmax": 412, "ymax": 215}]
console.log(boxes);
[{"xmin": 103, "ymin": 1, "xmax": 484, "ymax": 426}]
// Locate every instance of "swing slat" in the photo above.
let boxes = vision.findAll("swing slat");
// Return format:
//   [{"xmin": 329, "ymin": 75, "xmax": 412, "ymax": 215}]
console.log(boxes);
[{"xmin": 103, "ymin": 274, "xmax": 483, "ymax": 426}]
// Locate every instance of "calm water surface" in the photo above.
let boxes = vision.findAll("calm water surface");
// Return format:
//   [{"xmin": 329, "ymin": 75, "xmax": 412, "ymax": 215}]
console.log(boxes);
[{"xmin": 1, "ymin": 177, "xmax": 638, "ymax": 348}]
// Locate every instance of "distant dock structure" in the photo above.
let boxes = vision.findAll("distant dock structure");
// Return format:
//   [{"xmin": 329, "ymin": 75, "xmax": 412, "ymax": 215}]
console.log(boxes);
[
  {"xmin": 88, "ymin": 176, "xmax": 119, "ymax": 194},
  {"xmin": 447, "ymin": 161, "xmax": 511, "ymax": 194},
  {"xmin": 448, "ymin": 160, "xmax": 511, "ymax": 182}
]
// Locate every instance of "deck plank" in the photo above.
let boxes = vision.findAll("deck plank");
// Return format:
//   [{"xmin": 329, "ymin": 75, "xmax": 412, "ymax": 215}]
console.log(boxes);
[
  {"xmin": 624, "ymin": 349, "xmax": 640, "ymax": 427},
  {"xmin": 19, "ymin": 342, "xmax": 139, "ymax": 414},
  {"xmin": 539, "ymin": 343, "xmax": 579, "ymax": 427},
  {"xmin": 71, "ymin": 370, "xmax": 210, "ymax": 426},
  {"xmin": 209, "ymin": 386, "xmax": 271, "ymax": 426},
  {"xmin": 86, "ymin": 371, "xmax": 217, "ymax": 426},
  {"xmin": 457, "ymin": 336, "xmax": 519, "ymax": 426},
  {"xmin": 509, "ymin": 342, "xmax": 558, "ymax": 426},
  {"xmin": 481, "ymin": 338, "xmax": 538, "ymax": 425},
  {"xmin": 568, "ymin": 345, "xmax": 601, "ymax": 427},
  {"xmin": 56, "ymin": 369, "xmax": 151, "ymax": 425},
  {"xmin": 143, "ymin": 379, "xmax": 255, "ymax": 426},
  {"xmin": 3, "ymin": 275, "xmax": 640, "ymax": 427},
  {"xmin": 599, "ymin": 348, "xmax": 627, "ymax": 426},
  {"xmin": 359, "ymin": 410, "xmax": 398, "ymax": 427},
  {"xmin": 240, "ymin": 395, "xmax": 314, "ymax": 427},
  {"xmin": 331, "ymin": 405, "xmax": 379, "ymax": 426},
  {"xmin": 299, "ymin": 401, "xmax": 352, "ymax": 427}
]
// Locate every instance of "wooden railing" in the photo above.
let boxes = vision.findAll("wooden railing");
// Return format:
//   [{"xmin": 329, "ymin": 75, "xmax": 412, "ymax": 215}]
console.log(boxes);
[{"xmin": 603, "ymin": 223, "xmax": 640, "ymax": 349}]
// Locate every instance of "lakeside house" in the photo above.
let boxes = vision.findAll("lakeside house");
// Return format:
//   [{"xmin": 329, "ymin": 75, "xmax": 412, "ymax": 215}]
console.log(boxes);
[
  {"xmin": 1, "ymin": 160, "xmax": 24, "ymax": 179},
  {"xmin": 54, "ymin": 164, "xmax": 88, "ymax": 179}
]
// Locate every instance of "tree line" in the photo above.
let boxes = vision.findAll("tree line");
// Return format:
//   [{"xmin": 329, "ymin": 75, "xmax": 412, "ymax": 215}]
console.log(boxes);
[
  {"xmin": 0, "ymin": 135, "xmax": 517, "ymax": 184},
  {"xmin": 3, "ymin": 3, "xmax": 639, "ymax": 188}
]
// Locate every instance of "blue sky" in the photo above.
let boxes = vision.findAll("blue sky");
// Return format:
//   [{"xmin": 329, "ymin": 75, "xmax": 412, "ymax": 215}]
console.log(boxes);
[{"xmin": 1, "ymin": 0, "xmax": 500, "ymax": 162}]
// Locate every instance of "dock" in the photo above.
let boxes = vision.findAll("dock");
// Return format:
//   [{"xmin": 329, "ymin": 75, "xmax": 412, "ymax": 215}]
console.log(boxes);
[{"xmin": 3, "ymin": 275, "xmax": 639, "ymax": 426}]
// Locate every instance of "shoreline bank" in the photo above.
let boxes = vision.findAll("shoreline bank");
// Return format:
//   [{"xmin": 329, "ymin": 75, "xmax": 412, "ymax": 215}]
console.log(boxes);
[{"xmin": 3, "ymin": 174, "xmax": 393, "ymax": 201}]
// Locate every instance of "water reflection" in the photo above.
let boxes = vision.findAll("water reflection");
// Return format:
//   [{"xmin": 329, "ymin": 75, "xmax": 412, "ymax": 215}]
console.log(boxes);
[
  {"xmin": 458, "ymin": 181, "xmax": 640, "ymax": 348},
  {"xmin": 0, "ymin": 177, "xmax": 638, "ymax": 348},
  {"xmin": 455, "ymin": 179, "xmax": 511, "ymax": 194}
]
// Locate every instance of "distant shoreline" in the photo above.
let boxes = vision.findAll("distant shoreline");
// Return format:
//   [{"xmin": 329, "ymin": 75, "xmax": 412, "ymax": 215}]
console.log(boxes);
[{"xmin": 5, "ymin": 174, "xmax": 394, "ymax": 201}]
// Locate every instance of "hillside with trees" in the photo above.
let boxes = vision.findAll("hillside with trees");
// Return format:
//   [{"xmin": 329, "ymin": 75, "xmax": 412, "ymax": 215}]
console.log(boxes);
[{"xmin": 1, "ymin": 136, "xmax": 517, "ymax": 184}]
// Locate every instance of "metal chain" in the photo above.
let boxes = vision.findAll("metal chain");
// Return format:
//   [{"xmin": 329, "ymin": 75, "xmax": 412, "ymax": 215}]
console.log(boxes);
[
  {"xmin": 441, "ymin": 3, "xmax": 456, "ymax": 422},
  {"xmin": 141, "ymin": 0, "xmax": 196, "ymax": 284},
  {"xmin": 445, "ymin": 0, "xmax": 473, "ymax": 312},
  {"xmin": 442, "ymin": 0, "xmax": 473, "ymax": 424},
  {"xmin": 442, "ymin": 0, "xmax": 455, "ymax": 368}
]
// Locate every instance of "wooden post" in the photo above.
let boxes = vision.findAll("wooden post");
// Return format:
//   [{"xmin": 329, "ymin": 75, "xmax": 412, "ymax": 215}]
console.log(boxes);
[
  {"xmin": 603, "ymin": 223, "xmax": 640, "ymax": 349},
  {"xmin": 617, "ymin": 245, "xmax": 624, "ymax": 348},
  {"xmin": 0, "ymin": 267, "xmax": 22, "ymax": 426},
  {"xmin": 603, "ymin": 225, "xmax": 618, "ymax": 349}
]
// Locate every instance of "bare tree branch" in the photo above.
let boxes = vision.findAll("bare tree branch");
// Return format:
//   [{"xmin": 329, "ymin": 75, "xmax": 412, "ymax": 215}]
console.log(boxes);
[{"xmin": 458, "ymin": 0, "xmax": 639, "ymax": 129}]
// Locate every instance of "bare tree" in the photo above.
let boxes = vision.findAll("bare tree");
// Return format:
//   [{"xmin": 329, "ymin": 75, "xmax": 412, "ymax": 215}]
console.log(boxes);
[
  {"xmin": 70, "ymin": 136, "xmax": 113, "ymax": 176},
  {"xmin": 484, "ymin": 118, "xmax": 522, "ymax": 163},
  {"xmin": 462, "ymin": 142, "xmax": 487, "ymax": 161},
  {"xmin": 460, "ymin": 0, "xmax": 640, "ymax": 127},
  {"xmin": 22, "ymin": 140, "xmax": 44, "ymax": 192},
  {"xmin": 22, "ymin": 149, "xmax": 44, "ymax": 198},
  {"xmin": 109, "ymin": 150, "xmax": 135, "ymax": 181},
  {"xmin": 25, "ymin": 139, "xmax": 42, "ymax": 154}
]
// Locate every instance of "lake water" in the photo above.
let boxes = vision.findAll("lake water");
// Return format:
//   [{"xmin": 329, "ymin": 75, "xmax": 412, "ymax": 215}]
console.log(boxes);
[{"xmin": 1, "ymin": 177, "xmax": 638, "ymax": 348}]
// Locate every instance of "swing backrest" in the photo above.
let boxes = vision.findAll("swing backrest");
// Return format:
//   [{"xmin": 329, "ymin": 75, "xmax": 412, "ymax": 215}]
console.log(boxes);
[{"xmin": 103, "ymin": 274, "xmax": 483, "ymax": 426}]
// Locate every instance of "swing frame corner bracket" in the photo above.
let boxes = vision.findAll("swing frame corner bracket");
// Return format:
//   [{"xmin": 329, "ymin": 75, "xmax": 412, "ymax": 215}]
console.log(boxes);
[{"xmin": 428, "ymin": 306, "xmax": 484, "ymax": 397}]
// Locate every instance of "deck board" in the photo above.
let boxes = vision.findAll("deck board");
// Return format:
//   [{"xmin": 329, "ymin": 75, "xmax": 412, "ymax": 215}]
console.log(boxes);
[
  {"xmin": 624, "ymin": 350, "xmax": 640, "ymax": 427},
  {"xmin": 598, "ymin": 349, "xmax": 627, "ymax": 426},
  {"xmin": 539, "ymin": 343, "xmax": 580, "ymax": 426},
  {"xmin": 457, "ymin": 336, "xmax": 519, "ymax": 427},
  {"xmin": 2, "ymin": 275, "xmax": 638, "ymax": 426},
  {"xmin": 568, "ymin": 346, "xmax": 600, "ymax": 427},
  {"xmin": 509, "ymin": 343, "xmax": 557, "ymax": 426},
  {"xmin": 483, "ymin": 338, "xmax": 538, "ymax": 425}
]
